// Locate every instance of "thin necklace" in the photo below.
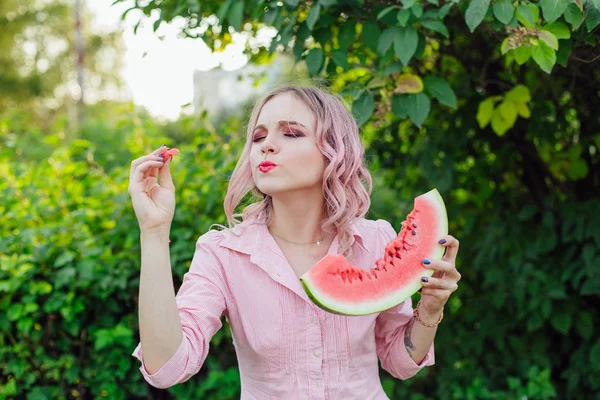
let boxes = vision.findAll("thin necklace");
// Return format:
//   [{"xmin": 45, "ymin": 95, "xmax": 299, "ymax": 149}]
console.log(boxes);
[{"xmin": 269, "ymin": 228, "xmax": 325, "ymax": 246}]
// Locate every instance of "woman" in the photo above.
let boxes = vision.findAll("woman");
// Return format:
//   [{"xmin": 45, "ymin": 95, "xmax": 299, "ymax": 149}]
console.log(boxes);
[{"xmin": 128, "ymin": 84, "xmax": 461, "ymax": 399}]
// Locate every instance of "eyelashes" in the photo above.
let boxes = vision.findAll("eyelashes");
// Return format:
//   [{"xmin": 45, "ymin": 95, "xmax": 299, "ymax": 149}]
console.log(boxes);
[{"xmin": 252, "ymin": 132, "xmax": 304, "ymax": 142}]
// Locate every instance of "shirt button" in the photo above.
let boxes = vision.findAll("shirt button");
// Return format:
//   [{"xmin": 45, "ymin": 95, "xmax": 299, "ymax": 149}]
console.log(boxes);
[
  {"xmin": 313, "ymin": 317, "xmax": 318, "ymax": 324},
  {"xmin": 315, "ymin": 380, "xmax": 321, "ymax": 388},
  {"xmin": 313, "ymin": 350, "xmax": 321, "ymax": 357}
]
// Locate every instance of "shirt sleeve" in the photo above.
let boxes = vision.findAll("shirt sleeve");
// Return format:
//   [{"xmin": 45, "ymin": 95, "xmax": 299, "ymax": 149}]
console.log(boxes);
[
  {"xmin": 131, "ymin": 230, "xmax": 231, "ymax": 389},
  {"xmin": 373, "ymin": 219, "xmax": 435, "ymax": 380}
]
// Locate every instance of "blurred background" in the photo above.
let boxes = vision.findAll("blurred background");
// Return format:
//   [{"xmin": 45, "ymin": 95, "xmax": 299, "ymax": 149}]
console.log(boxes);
[{"xmin": 1, "ymin": 0, "xmax": 599, "ymax": 399}]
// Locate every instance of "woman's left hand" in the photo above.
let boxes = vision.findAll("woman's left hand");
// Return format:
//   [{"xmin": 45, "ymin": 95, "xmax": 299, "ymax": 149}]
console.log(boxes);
[{"xmin": 418, "ymin": 235, "xmax": 461, "ymax": 317}]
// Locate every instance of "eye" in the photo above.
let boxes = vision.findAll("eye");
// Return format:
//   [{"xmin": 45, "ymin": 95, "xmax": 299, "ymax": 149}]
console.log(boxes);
[{"xmin": 284, "ymin": 130, "xmax": 304, "ymax": 138}]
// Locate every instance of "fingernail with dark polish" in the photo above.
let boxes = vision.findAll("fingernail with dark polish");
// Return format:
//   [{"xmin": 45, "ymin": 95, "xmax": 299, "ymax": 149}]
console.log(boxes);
[
  {"xmin": 422, "ymin": 259, "xmax": 430, "ymax": 265},
  {"xmin": 439, "ymin": 239, "xmax": 446, "ymax": 244},
  {"xmin": 421, "ymin": 276, "xmax": 429, "ymax": 283}
]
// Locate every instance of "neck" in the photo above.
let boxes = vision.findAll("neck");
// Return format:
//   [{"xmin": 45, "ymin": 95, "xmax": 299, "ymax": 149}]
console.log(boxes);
[{"xmin": 267, "ymin": 191, "xmax": 328, "ymax": 244}]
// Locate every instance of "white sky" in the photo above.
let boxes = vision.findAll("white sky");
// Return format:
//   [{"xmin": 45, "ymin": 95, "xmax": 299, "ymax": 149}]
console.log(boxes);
[{"xmin": 87, "ymin": 0, "xmax": 256, "ymax": 120}]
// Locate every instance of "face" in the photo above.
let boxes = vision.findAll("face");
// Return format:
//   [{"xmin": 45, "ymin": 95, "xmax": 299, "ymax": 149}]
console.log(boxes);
[{"xmin": 250, "ymin": 92, "xmax": 326, "ymax": 198}]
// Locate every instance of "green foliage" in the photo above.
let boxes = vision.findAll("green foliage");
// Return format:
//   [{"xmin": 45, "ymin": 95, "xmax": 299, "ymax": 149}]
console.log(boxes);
[
  {"xmin": 0, "ymin": 0, "xmax": 124, "ymax": 116},
  {"xmin": 1, "ymin": 0, "xmax": 599, "ymax": 398},
  {"xmin": 116, "ymin": 0, "xmax": 599, "ymax": 129},
  {"xmin": 0, "ymin": 102, "xmax": 247, "ymax": 399}
]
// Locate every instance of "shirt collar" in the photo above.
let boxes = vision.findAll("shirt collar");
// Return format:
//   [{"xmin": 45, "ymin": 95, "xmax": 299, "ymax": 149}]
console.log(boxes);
[{"xmin": 217, "ymin": 219, "xmax": 368, "ymax": 256}]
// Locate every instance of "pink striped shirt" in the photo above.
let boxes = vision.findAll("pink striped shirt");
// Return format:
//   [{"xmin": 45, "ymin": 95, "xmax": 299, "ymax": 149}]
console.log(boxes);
[{"xmin": 132, "ymin": 218, "xmax": 435, "ymax": 399}]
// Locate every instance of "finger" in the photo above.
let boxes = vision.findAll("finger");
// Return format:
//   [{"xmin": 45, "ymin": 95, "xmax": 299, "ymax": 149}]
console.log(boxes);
[
  {"xmin": 130, "ymin": 151, "xmax": 167, "ymax": 178},
  {"xmin": 439, "ymin": 235, "xmax": 459, "ymax": 264},
  {"xmin": 422, "ymin": 259, "xmax": 455, "ymax": 275},
  {"xmin": 432, "ymin": 270, "xmax": 445, "ymax": 279},
  {"xmin": 130, "ymin": 160, "xmax": 165, "ymax": 190},
  {"xmin": 419, "ymin": 288, "xmax": 450, "ymax": 302},
  {"xmin": 420, "ymin": 276, "xmax": 458, "ymax": 292},
  {"xmin": 159, "ymin": 157, "xmax": 175, "ymax": 191}
]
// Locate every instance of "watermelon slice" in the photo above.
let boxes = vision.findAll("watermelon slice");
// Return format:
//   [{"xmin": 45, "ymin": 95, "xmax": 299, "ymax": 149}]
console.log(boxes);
[
  {"xmin": 160, "ymin": 147, "xmax": 180, "ymax": 162},
  {"xmin": 300, "ymin": 188, "xmax": 448, "ymax": 316}
]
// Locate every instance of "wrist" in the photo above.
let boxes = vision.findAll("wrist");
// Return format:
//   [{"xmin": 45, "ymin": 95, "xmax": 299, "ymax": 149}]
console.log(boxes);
[
  {"xmin": 418, "ymin": 308, "xmax": 443, "ymax": 324},
  {"xmin": 413, "ymin": 301, "xmax": 444, "ymax": 327},
  {"xmin": 140, "ymin": 227, "xmax": 171, "ymax": 240}
]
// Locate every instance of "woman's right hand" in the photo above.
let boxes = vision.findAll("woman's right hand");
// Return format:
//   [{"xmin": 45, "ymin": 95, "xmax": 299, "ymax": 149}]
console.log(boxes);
[{"xmin": 128, "ymin": 145, "xmax": 176, "ymax": 234}]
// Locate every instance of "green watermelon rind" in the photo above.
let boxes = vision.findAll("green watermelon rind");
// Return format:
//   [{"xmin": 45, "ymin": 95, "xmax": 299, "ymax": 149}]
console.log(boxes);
[{"xmin": 301, "ymin": 188, "xmax": 448, "ymax": 316}]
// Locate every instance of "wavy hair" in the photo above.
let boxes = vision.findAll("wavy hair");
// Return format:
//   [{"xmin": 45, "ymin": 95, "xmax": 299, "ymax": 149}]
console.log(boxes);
[{"xmin": 219, "ymin": 82, "xmax": 373, "ymax": 259}]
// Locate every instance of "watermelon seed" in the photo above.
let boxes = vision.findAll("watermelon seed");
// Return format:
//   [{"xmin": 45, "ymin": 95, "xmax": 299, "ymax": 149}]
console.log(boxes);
[
  {"xmin": 411, "ymin": 230, "xmax": 416, "ymax": 235},
  {"xmin": 412, "ymin": 223, "xmax": 417, "ymax": 228}
]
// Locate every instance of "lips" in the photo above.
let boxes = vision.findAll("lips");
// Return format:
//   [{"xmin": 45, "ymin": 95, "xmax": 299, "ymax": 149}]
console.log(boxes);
[{"xmin": 258, "ymin": 161, "xmax": 277, "ymax": 172}]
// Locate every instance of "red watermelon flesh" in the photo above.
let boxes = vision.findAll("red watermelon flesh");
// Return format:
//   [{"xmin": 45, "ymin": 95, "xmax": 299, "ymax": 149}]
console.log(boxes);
[
  {"xmin": 300, "ymin": 188, "xmax": 448, "ymax": 315},
  {"xmin": 160, "ymin": 148, "xmax": 180, "ymax": 162}
]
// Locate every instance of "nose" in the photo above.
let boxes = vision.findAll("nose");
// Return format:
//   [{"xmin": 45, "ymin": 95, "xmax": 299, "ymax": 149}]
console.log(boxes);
[{"xmin": 260, "ymin": 132, "xmax": 279, "ymax": 155}]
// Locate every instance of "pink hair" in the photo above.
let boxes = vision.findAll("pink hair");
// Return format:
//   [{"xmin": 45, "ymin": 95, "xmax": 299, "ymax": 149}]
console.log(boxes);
[{"xmin": 219, "ymin": 83, "xmax": 373, "ymax": 259}]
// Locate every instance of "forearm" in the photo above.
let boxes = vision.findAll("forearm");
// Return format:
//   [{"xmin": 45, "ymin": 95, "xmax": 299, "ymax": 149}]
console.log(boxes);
[
  {"xmin": 403, "ymin": 307, "xmax": 442, "ymax": 364},
  {"xmin": 138, "ymin": 229, "xmax": 183, "ymax": 374}
]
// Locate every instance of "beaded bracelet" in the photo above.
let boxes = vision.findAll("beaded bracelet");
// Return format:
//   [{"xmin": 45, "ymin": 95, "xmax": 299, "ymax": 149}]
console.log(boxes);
[{"xmin": 413, "ymin": 300, "xmax": 444, "ymax": 328}]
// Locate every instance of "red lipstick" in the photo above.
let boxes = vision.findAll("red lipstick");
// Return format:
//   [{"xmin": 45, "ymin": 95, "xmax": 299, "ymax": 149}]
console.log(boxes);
[{"xmin": 258, "ymin": 160, "xmax": 277, "ymax": 172}]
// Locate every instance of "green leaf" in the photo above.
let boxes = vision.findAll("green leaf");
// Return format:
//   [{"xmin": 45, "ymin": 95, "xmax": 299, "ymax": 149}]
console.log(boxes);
[
  {"xmin": 540, "ymin": 0, "xmax": 570, "ymax": 23},
  {"xmin": 543, "ymin": 21, "xmax": 570, "ymax": 39},
  {"xmin": 593, "ymin": 0, "xmax": 600, "ymax": 11},
  {"xmin": 394, "ymin": 26, "xmax": 419, "ymax": 65},
  {"xmin": 362, "ymin": 20, "xmax": 381, "ymax": 50},
  {"xmin": 411, "ymin": 3, "xmax": 424, "ymax": 18},
  {"xmin": 591, "ymin": 340, "xmax": 600, "ymax": 368},
  {"xmin": 377, "ymin": 5, "xmax": 400, "ymax": 20},
  {"xmin": 284, "ymin": 0, "xmax": 299, "ymax": 7},
  {"xmin": 493, "ymin": 0, "xmax": 515, "ymax": 24},
  {"xmin": 318, "ymin": 0, "xmax": 338, "ymax": 7},
  {"xmin": 423, "ymin": 76, "xmax": 457, "ymax": 108},
  {"xmin": 2, "ymin": 380, "xmax": 17, "ymax": 396},
  {"xmin": 586, "ymin": 8, "xmax": 600, "ymax": 32},
  {"xmin": 396, "ymin": 74, "xmax": 424, "ymax": 94},
  {"xmin": 500, "ymin": 37, "xmax": 511, "ymax": 54},
  {"xmin": 564, "ymin": 3, "xmax": 583, "ymax": 29},
  {"xmin": 55, "ymin": 251, "xmax": 75, "ymax": 267},
  {"xmin": 331, "ymin": 49, "xmax": 349, "ymax": 69},
  {"xmin": 580, "ymin": 276, "xmax": 600, "ymax": 295},
  {"xmin": 516, "ymin": 4, "xmax": 538, "ymax": 28},
  {"xmin": 401, "ymin": 0, "xmax": 416, "ymax": 8},
  {"xmin": 477, "ymin": 97, "xmax": 496, "ymax": 128},
  {"xmin": 305, "ymin": 47, "xmax": 325, "ymax": 76},
  {"xmin": 513, "ymin": 45, "xmax": 532, "ymax": 64},
  {"xmin": 438, "ymin": 2, "xmax": 454, "ymax": 19},
  {"xmin": 217, "ymin": 0, "xmax": 233, "ymax": 22},
  {"xmin": 397, "ymin": 9, "xmax": 411, "ymax": 26},
  {"xmin": 532, "ymin": 41, "xmax": 556, "ymax": 73},
  {"xmin": 352, "ymin": 91, "xmax": 375, "ymax": 126},
  {"xmin": 515, "ymin": 102, "xmax": 531, "ymax": 118},
  {"xmin": 228, "ymin": 0, "xmax": 245, "ymax": 31},
  {"xmin": 551, "ymin": 311, "xmax": 572, "ymax": 335},
  {"xmin": 465, "ymin": 0, "xmax": 492, "ymax": 32},
  {"xmin": 338, "ymin": 20, "xmax": 356, "ymax": 51},
  {"xmin": 491, "ymin": 100, "xmax": 518, "ymax": 136},
  {"xmin": 421, "ymin": 19, "xmax": 450, "ymax": 38},
  {"xmin": 556, "ymin": 38, "xmax": 572, "ymax": 67},
  {"xmin": 305, "ymin": 4, "xmax": 321, "ymax": 30},
  {"xmin": 383, "ymin": 62, "xmax": 403, "ymax": 76},
  {"xmin": 405, "ymin": 93, "xmax": 431, "ymax": 127},
  {"xmin": 576, "ymin": 311, "xmax": 593, "ymax": 340},
  {"xmin": 378, "ymin": 26, "xmax": 398, "ymax": 56},
  {"xmin": 392, "ymin": 93, "xmax": 409, "ymax": 118},
  {"xmin": 538, "ymin": 30, "xmax": 558, "ymax": 50}
]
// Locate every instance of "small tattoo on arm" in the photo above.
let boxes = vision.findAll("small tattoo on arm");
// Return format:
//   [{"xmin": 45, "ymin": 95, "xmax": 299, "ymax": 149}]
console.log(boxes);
[{"xmin": 404, "ymin": 318, "xmax": 417, "ymax": 358}]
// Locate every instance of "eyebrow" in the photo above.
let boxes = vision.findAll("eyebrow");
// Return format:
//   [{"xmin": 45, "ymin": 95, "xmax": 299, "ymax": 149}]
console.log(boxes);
[{"xmin": 253, "ymin": 120, "xmax": 307, "ymax": 131}]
